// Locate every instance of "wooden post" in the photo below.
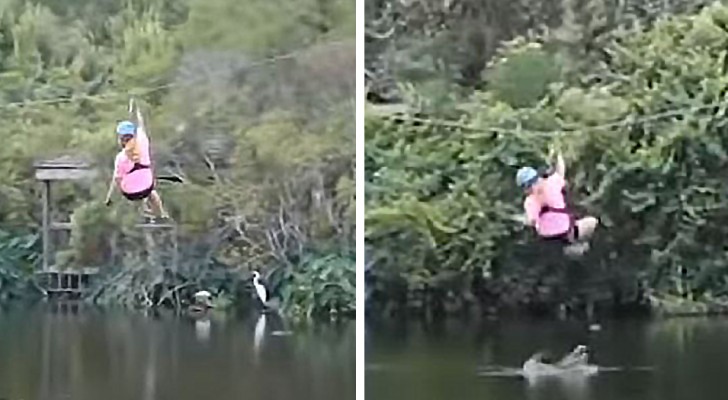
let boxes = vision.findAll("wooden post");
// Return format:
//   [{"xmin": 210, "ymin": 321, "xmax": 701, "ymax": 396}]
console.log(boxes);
[{"xmin": 42, "ymin": 180, "xmax": 51, "ymax": 271}]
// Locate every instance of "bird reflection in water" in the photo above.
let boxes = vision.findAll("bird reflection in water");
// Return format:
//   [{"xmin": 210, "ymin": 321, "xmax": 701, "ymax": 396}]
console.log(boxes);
[{"xmin": 254, "ymin": 313, "xmax": 266, "ymax": 363}]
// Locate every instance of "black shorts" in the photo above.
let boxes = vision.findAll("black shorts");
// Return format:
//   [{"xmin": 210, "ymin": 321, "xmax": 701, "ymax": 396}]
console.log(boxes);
[
  {"xmin": 122, "ymin": 183, "xmax": 154, "ymax": 201},
  {"xmin": 541, "ymin": 224, "xmax": 580, "ymax": 244}
]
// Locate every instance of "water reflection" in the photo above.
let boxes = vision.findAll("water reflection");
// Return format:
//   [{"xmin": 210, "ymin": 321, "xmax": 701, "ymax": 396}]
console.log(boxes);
[
  {"xmin": 524, "ymin": 373, "xmax": 594, "ymax": 400},
  {"xmin": 254, "ymin": 314, "xmax": 266, "ymax": 363},
  {"xmin": 367, "ymin": 318, "xmax": 728, "ymax": 400},
  {"xmin": 0, "ymin": 304, "xmax": 354, "ymax": 400},
  {"xmin": 194, "ymin": 317, "xmax": 211, "ymax": 342}
]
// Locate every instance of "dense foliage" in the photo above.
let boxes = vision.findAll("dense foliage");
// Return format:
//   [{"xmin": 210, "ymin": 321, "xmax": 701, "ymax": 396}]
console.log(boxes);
[
  {"xmin": 366, "ymin": 1, "xmax": 728, "ymax": 318},
  {"xmin": 0, "ymin": 0, "xmax": 355, "ymax": 320},
  {"xmin": 365, "ymin": 0, "xmax": 713, "ymax": 99}
]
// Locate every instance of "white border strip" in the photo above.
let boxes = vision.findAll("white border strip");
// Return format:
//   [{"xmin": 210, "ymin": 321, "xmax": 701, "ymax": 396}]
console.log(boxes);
[{"xmin": 355, "ymin": 0, "xmax": 365, "ymax": 397}]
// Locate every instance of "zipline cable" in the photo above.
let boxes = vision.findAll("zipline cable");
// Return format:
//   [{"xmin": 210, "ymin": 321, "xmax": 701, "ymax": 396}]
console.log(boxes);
[
  {"xmin": 373, "ymin": 97, "xmax": 728, "ymax": 137},
  {"xmin": 0, "ymin": 39, "xmax": 352, "ymax": 111}
]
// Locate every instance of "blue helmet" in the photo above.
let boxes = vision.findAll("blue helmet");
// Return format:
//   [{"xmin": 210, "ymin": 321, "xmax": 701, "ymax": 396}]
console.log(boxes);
[
  {"xmin": 116, "ymin": 120, "xmax": 136, "ymax": 136},
  {"xmin": 515, "ymin": 166, "xmax": 539, "ymax": 189}
]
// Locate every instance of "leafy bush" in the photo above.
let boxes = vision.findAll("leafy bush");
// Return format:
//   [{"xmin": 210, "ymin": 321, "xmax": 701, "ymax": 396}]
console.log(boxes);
[
  {"xmin": 0, "ymin": 230, "xmax": 42, "ymax": 301},
  {"xmin": 280, "ymin": 252, "xmax": 355, "ymax": 321}
]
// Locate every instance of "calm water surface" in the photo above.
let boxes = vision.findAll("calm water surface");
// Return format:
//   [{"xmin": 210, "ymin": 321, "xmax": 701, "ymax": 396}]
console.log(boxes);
[
  {"xmin": 366, "ymin": 317, "xmax": 728, "ymax": 400},
  {"xmin": 0, "ymin": 304, "xmax": 354, "ymax": 400}
]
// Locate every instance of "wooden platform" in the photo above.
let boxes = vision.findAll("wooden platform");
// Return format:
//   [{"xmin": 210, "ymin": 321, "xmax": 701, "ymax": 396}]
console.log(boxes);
[
  {"xmin": 33, "ymin": 156, "xmax": 96, "ymax": 181},
  {"xmin": 32, "ymin": 155, "xmax": 180, "ymax": 288},
  {"xmin": 35, "ymin": 268, "xmax": 98, "ymax": 297},
  {"xmin": 34, "ymin": 156, "xmax": 98, "ymax": 272}
]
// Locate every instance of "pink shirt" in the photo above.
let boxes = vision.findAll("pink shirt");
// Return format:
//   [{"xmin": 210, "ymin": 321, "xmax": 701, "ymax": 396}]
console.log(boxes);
[
  {"xmin": 524, "ymin": 173, "xmax": 571, "ymax": 237},
  {"xmin": 114, "ymin": 125, "xmax": 153, "ymax": 194}
]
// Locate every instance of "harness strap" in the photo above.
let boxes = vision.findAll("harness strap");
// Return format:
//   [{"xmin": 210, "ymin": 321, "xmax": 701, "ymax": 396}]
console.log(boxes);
[
  {"xmin": 547, "ymin": 204, "xmax": 574, "ymax": 222},
  {"xmin": 537, "ymin": 185, "xmax": 573, "ymax": 216},
  {"xmin": 538, "ymin": 207, "xmax": 577, "ymax": 243},
  {"xmin": 538, "ymin": 185, "xmax": 576, "ymax": 237},
  {"xmin": 129, "ymin": 163, "xmax": 151, "ymax": 174},
  {"xmin": 539, "ymin": 205, "xmax": 570, "ymax": 216},
  {"xmin": 540, "ymin": 203, "xmax": 574, "ymax": 222}
]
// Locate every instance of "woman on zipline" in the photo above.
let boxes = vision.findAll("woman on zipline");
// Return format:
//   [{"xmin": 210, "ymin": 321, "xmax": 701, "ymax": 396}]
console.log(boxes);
[
  {"xmin": 515, "ymin": 152, "xmax": 598, "ymax": 256},
  {"xmin": 104, "ymin": 101, "xmax": 169, "ymax": 222}
]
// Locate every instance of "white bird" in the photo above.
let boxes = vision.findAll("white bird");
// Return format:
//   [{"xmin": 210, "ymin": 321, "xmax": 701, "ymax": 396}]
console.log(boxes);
[
  {"xmin": 192, "ymin": 290, "xmax": 213, "ymax": 309},
  {"xmin": 252, "ymin": 271, "xmax": 268, "ymax": 306},
  {"xmin": 194, "ymin": 290, "xmax": 212, "ymax": 302}
]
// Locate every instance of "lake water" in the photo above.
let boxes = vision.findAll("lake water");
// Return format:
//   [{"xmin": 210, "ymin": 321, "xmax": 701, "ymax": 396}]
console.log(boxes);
[
  {"xmin": 0, "ymin": 303, "xmax": 354, "ymax": 400},
  {"xmin": 366, "ymin": 317, "xmax": 728, "ymax": 400}
]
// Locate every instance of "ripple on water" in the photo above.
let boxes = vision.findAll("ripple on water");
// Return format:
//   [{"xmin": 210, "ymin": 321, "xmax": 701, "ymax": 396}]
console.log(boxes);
[{"xmin": 476, "ymin": 365, "xmax": 655, "ymax": 379}]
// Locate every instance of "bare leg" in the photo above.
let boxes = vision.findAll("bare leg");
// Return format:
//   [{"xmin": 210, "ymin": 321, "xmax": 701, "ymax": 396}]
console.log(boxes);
[
  {"xmin": 147, "ymin": 190, "xmax": 169, "ymax": 219},
  {"xmin": 142, "ymin": 199, "xmax": 154, "ymax": 217},
  {"xmin": 575, "ymin": 216, "xmax": 599, "ymax": 241},
  {"xmin": 564, "ymin": 216, "xmax": 599, "ymax": 256}
]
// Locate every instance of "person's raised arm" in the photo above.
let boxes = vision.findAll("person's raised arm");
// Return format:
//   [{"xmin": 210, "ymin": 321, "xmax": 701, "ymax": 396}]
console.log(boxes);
[
  {"xmin": 135, "ymin": 106, "xmax": 146, "ymax": 135},
  {"xmin": 129, "ymin": 100, "xmax": 149, "ymax": 147},
  {"xmin": 554, "ymin": 152, "xmax": 566, "ymax": 177}
]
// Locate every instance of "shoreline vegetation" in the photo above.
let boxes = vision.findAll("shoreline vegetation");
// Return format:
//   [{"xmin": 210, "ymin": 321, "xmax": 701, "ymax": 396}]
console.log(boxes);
[
  {"xmin": 366, "ymin": 0, "xmax": 728, "ymax": 320},
  {"xmin": 0, "ymin": 0, "xmax": 355, "ymax": 321}
]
